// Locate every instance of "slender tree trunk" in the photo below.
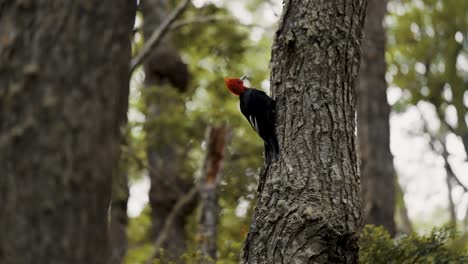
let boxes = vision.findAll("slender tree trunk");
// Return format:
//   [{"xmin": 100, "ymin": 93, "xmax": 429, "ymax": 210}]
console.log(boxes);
[
  {"xmin": 0, "ymin": 1, "xmax": 135, "ymax": 263},
  {"xmin": 357, "ymin": 0, "xmax": 396, "ymax": 235},
  {"xmin": 446, "ymin": 173, "xmax": 457, "ymax": 227},
  {"xmin": 198, "ymin": 125, "xmax": 229, "ymax": 261},
  {"xmin": 395, "ymin": 180, "xmax": 413, "ymax": 234},
  {"xmin": 242, "ymin": 1, "xmax": 367, "ymax": 263},
  {"xmin": 464, "ymin": 206, "xmax": 468, "ymax": 233},
  {"xmin": 140, "ymin": 0, "xmax": 193, "ymax": 259},
  {"xmin": 442, "ymin": 138, "xmax": 457, "ymax": 227}
]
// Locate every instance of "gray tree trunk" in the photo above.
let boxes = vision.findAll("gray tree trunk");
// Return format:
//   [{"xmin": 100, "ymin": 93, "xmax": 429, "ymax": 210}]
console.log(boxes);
[
  {"xmin": 198, "ymin": 125, "xmax": 229, "ymax": 261},
  {"xmin": 357, "ymin": 0, "xmax": 396, "ymax": 235},
  {"xmin": 242, "ymin": 1, "xmax": 367, "ymax": 263},
  {"xmin": 140, "ymin": 0, "xmax": 193, "ymax": 260},
  {"xmin": 0, "ymin": 1, "xmax": 135, "ymax": 263}
]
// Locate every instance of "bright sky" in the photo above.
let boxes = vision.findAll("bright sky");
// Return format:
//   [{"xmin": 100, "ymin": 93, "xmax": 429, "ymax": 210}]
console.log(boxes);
[{"xmin": 127, "ymin": 0, "xmax": 468, "ymax": 233}]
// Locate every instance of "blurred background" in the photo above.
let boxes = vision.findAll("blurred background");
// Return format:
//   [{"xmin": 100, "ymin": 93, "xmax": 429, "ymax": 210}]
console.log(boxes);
[{"xmin": 118, "ymin": 0, "xmax": 468, "ymax": 262}]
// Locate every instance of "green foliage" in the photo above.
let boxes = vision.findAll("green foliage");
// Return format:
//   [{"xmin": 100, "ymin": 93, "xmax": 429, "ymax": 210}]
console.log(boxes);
[
  {"xmin": 125, "ymin": 206, "xmax": 153, "ymax": 264},
  {"xmin": 387, "ymin": 0, "xmax": 468, "ymax": 130},
  {"xmin": 125, "ymin": 0, "xmax": 273, "ymax": 262},
  {"xmin": 359, "ymin": 225, "xmax": 468, "ymax": 264}
]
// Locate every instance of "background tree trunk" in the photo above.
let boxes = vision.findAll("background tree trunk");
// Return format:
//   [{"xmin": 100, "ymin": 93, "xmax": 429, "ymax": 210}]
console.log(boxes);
[
  {"xmin": 357, "ymin": 0, "xmax": 396, "ymax": 235},
  {"xmin": 198, "ymin": 125, "xmax": 229, "ymax": 261},
  {"xmin": 445, "ymin": 173, "xmax": 457, "ymax": 227},
  {"xmin": 242, "ymin": 0, "xmax": 367, "ymax": 263},
  {"xmin": 395, "ymin": 180, "xmax": 413, "ymax": 234},
  {"xmin": 140, "ymin": 0, "xmax": 193, "ymax": 260},
  {"xmin": 0, "ymin": 1, "xmax": 135, "ymax": 263}
]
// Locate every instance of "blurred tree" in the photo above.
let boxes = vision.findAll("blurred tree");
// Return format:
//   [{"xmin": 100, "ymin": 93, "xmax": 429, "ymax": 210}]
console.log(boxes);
[
  {"xmin": 388, "ymin": 0, "xmax": 468, "ymax": 157},
  {"xmin": 242, "ymin": 0, "xmax": 367, "ymax": 263},
  {"xmin": 198, "ymin": 125, "xmax": 229, "ymax": 261},
  {"xmin": 125, "ymin": 1, "xmax": 273, "ymax": 262},
  {"xmin": 419, "ymin": 112, "xmax": 468, "ymax": 228},
  {"xmin": 357, "ymin": 0, "xmax": 396, "ymax": 235},
  {"xmin": 395, "ymin": 180, "xmax": 414, "ymax": 234},
  {"xmin": 389, "ymin": 0, "xmax": 468, "ymax": 143},
  {"xmin": 140, "ymin": 0, "xmax": 194, "ymax": 260},
  {"xmin": 387, "ymin": 0, "xmax": 468, "ymax": 229},
  {"xmin": 0, "ymin": 1, "xmax": 135, "ymax": 263}
]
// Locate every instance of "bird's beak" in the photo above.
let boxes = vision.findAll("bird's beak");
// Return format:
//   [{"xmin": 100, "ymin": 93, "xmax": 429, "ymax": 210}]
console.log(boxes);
[{"xmin": 240, "ymin": 75, "xmax": 248, "ymax": 81}]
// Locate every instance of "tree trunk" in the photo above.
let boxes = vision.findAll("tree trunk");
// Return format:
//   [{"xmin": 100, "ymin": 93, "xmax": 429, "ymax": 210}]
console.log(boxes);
[
  {"xmin": 140, "ymin": 0, "xmax": 193, "ymax": 260},
  {"xmin": 356, "ymin": 0, "xmax": 396, "ymax": 235},
  {"xmin": 395, "ymin": 180, "xmax": 413, "ymax": 234},
  {"xmin": 0, "ymin": 1, "xmax": 135, "ymax": 263},
  {"xmin": 446, "ymin": 173, "xmax": 457, "ymax": 227},
  {"xmin": 198, "ymin": 125, "xmax": 229, "ymax": 261},
  {"xmin": 442, "ymin": 138, "xmax": 457, "ymax": 227},
  {"xmin": 109, "ymin": 172, "xmax": 130, "ymax": 264},
  {"xmin": 242, "ymin": 1, "xmax": 367, "ymax": 263}
]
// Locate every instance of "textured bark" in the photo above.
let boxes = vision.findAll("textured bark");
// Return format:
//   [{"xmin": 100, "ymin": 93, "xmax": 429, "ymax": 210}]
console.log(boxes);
[
  {"xmin": 0, "ymin": 1, "xmax": 135, "ymax": 263},
  {"xmin": 140, "ymin": 0, "xmax": 193, "ymax": 259},
  {"xmin": 198, "ymin": 125, "xmax": 229, "ymax": 260},
  {"xmin": 356, "ymin": 0, "xmax": 396, "ymax": 235},
  {"xmin": 242, "ymin": 1, "xmax": 367, "ymax": 263}
]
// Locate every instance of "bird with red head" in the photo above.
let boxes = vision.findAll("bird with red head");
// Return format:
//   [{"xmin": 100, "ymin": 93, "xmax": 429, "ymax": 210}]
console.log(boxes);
[
  {"xmin": 224, "ymin": 76, "xmax": 248, "ymax": 96},
  {"xmin": 223, "ymin": 75, "xmax": 279, "ymax": 162}
]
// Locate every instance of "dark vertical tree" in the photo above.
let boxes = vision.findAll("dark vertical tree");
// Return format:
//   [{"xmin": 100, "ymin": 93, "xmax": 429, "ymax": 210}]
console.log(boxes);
[
  {"xmin": 357, "ymin": 0, "xmax": 396, "ymax": 235},
  {"xmin": 140, "ymin": 0, "xmax": 193, "ymax": 259},
  {"xmin": 198, "ymin": 125, "xmax": 229, "ymax": 261},
  {"xmin": 242, "ymin": 0, "xmax": 367, "ymax": 263},
  {"xmin": 0, "ymin": 1, "xmax": 135, "ymax": 263},
  {"xmin": 109, "ymin": 170, "xmax": 130, "ymax": 264}
]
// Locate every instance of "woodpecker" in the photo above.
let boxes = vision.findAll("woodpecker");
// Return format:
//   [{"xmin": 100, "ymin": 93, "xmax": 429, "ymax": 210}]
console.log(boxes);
[{"xmin": 224, "ymin": 76, "xmax": 279, "ymax": 162}]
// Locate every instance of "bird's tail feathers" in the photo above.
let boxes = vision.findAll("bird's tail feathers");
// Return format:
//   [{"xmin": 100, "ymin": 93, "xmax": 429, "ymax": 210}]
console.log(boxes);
[{"xmin": 264, "ymin": 136, "xmax": 279, "ymax": 163}]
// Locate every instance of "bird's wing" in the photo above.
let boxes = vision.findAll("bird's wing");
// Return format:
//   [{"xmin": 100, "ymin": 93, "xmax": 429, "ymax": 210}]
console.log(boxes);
[{"xmin": 240, "ymin": 89, "xmax": 275, "ymax": 140}]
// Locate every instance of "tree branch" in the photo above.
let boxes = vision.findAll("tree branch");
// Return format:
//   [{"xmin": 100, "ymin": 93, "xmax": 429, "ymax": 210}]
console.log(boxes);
[
  {"xmin": 130, "ymin": 0, "xmax": 191, "ymax": 73},
  {"xmin": 418, "ymin": 109, "xmax": 468, "ymax": 192},
  {"xmin": 170, "ymin": 15, "xmax": 232, "ymax": 31},
  {"xmin": 144, "ymin": 185, "xmax": 199, "ymax": 264}
]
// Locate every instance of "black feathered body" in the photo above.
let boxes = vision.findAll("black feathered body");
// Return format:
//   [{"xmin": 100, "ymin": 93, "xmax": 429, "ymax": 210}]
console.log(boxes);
[{"xmin": 239, "ymin": 88, "xmax": 279, "ymax": 162}]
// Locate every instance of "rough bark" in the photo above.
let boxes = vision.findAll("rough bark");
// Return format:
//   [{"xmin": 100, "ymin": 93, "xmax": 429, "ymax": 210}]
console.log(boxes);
[
  {"xmin": 356, "ymin": 0, "xmax": 396, "ymax": 235},
  {"xmin": 242, "ymin": 1, "xmax": 367, "ymax": 263},
  {"xmin": 140, "ymin": 0, "xmax": 193, "ymax": 259},
  {"xmin": 0, "ymin": 1, "xmax": 135, "ymax": 263},
  {"xmin": 198, "ymin": 125, "xmax": 229, "ymax": 261}
]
